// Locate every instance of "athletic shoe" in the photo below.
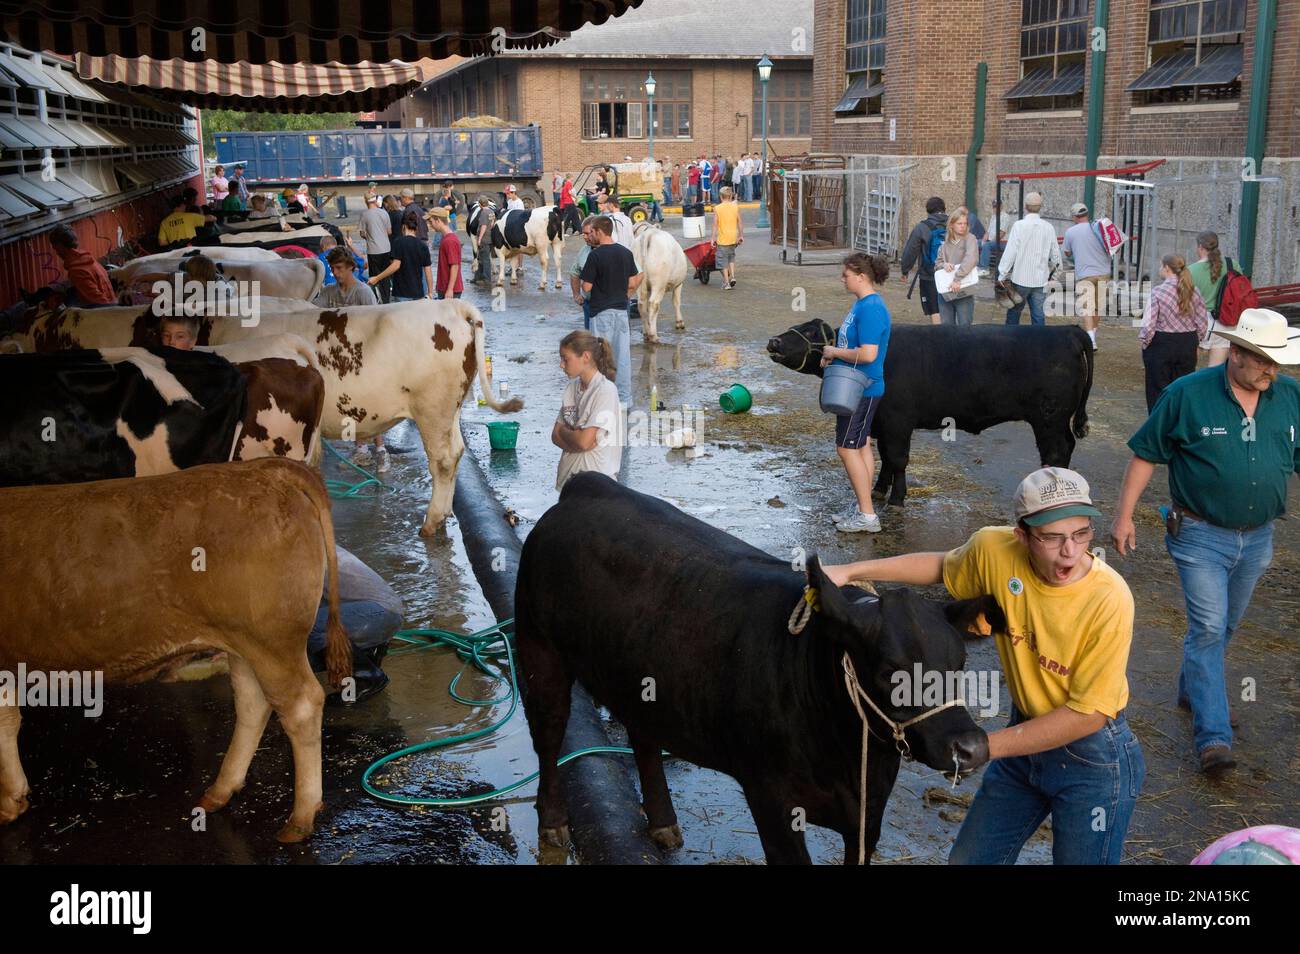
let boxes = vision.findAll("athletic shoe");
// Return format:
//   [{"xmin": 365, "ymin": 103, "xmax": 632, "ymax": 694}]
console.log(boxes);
[
  {"xmin": 722, "ymin": 282, "xmax": 731, "ymax": 291},
  {"xmin": 351, "ymin": 445, "xmax": 374, "ymax": 467},
  {"xmin": 729, "ymin": 280, "xmax": 737, "ymax": 289},
  {"xmin": 374, "ymin": 446, "xmax": 391, "ymax": 473},
  {"xmin": 836, "ymin": 511, "xmax": 882, "ymax": 533},
  {"xmin": 831, "ymin": 507, "xmax": 860, "ymax": 525}
]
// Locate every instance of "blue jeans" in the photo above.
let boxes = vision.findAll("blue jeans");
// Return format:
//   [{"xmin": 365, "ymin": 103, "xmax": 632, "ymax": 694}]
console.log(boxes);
[
  {"xmin": 590, "ymin": 307, "xmax": 631, "ymax": 405},
  {"xmin": 650, "ymin": 200, "xmax": 663, "ymax": 223},
  {"xmin": 1005, "ymin": 284, "xmax": 1046, "ymax": 325},
  {"xmin": 979, "ymin": 239, "xmax": 1006, "ymax": 269},
  {"xmin": 950, "ymin": 709, "xmax": 1145, "ymax": 865},
  {"xmin": 1166, "ymin": 517, "xmax": 1274, "ymax": 753},
  {"xmin": 663, "ymin": 179, "xmax": 672, "ymax": 205},
  {"xmin": 581, "ymin": 298, "xmax": 591, "ymax": 330},
  {"xmin": 751, "ymin": 174, "xmax": 762, "ymax": 201}
]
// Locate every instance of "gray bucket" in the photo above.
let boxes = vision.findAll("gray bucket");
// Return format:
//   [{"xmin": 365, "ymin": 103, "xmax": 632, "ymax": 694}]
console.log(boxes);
[{"xmin": 819, "ymin": 363, "xmax": 872, "ymax": 415}]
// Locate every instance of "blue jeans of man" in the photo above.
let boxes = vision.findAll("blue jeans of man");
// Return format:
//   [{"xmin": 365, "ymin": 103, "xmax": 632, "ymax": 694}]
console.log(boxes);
[
  {"xmin": 1166, "ymin": 517, "xmax": 1274, "ymax": 754},
  {"xmin": 950, "ymin": 709, "xmax": 1145, "ymax": 865},
  {"xmin": 663, "ymin": 179, "xmax": 672, "ymax": 205},
  {"xmin": 650, "ymin": 199, "xmax": 663, "ymax": 223},
  {"xmin": 590, "ymin": 307, "xmax": 631, "ymax": 405},
  {"xmin": 979, "ymin": 239, "xmax": 1006, "ymax": 269},
  {"xmin": 1005, "ymin": 284, "xmax": 1046, "ymax": 325},
  {"xmin": 710, "ymin": 181, "xmax": 720, "ymax": 203},
  {"xmin": 581, "ymin": 298, "xmax": 591, "ymax": 331},
  {"xmin": 752, "ymin": 174, "xmax": 762, "ymax": 201}
]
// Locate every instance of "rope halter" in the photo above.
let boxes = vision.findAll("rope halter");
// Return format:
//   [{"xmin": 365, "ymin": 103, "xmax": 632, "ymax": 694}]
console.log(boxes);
[{"xmin": 786, "ymin": 323, "xmax": 835, "ymax": 373}]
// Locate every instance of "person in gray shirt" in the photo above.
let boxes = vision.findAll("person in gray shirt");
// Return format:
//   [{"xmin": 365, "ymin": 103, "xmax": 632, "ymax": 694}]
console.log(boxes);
[
  {"xmin": 1062, "ymin": 201, "xmax": 1111, "ymax": 351},
  {"xmin": 316, "ymin": 247, "xmax": 378, "ymax": 308},
  {"xmin": 358, "ymin": 194, "xmax": 394, "ymax": 302}
]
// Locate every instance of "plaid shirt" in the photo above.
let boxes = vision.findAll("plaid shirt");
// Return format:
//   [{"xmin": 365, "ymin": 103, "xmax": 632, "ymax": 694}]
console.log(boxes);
[{"xmin": 1140, "ymin": 277, "xmax": 1209, "ymax": 347}]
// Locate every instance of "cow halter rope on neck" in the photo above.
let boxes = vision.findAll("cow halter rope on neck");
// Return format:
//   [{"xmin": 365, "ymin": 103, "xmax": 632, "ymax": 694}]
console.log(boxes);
[
  {"xmin": 788, "ymin": 323, "xmax": 835, "ymax": 373},
  {"xmin": 787, "ymin": 586, "xmax": 966, "ymax": 864}
]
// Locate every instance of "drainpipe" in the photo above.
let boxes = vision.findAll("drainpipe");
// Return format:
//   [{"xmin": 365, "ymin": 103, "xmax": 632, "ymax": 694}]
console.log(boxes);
[
  {"xmin": 1082, "ymin": 0, "xmax": 1110, "ymax": 213},
  {"xmin": 1238, "ymin": 0, "xmax": 1277, "ymax": 276},
  {"xmin": 965, "ymin": 63, "xmax": 986, "ymax": 210}
]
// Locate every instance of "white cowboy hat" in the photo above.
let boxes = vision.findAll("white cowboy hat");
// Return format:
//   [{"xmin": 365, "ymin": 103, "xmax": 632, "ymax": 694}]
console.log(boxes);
[{"xmin": 1214, "ymin": 308, "xmax": 1300, "ymax": 365}]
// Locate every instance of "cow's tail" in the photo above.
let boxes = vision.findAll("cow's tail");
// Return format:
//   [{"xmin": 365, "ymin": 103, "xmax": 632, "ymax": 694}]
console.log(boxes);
[
  {"xmin": 470, "ymin": 303, "xmax": 524, "ymax": 413},
  {"xmin": 305, "ymin": 468, "xmax": 352, "ymax": 688},
  {"xmin": 1072, "ymin": 329, "xmax": 1094, "ymax": 439}
]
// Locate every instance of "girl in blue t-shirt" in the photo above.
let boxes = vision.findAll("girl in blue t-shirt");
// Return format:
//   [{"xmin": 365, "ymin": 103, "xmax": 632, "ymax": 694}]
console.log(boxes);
[{"xmin": 820, "ymin": 252, "xmax": 892, "ymax": 533}]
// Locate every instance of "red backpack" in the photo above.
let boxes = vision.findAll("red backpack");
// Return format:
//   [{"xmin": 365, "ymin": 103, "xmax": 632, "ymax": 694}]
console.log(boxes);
[{"xmin": 1214, "ymin": 257, "xmax": 1259, "ymax": 328}]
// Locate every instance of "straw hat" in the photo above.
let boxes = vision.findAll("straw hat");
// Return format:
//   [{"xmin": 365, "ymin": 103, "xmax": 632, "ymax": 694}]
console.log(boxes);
[{"xmin": 1215, "ymin": 309, "xmax": 1300, "ymax": 365}]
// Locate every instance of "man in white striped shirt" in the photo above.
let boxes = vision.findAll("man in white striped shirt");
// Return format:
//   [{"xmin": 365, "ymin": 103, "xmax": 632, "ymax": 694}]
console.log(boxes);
[{"xmin": 997, "ymin": 192, "xmax": 1062, "ymax": 326}]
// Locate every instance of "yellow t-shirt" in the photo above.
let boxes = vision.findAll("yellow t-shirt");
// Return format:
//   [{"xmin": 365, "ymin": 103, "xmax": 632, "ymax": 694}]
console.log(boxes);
[
  {"xmin": 942, "ymin": 526, "xmax": 1133, "ymax": 719},
  {"xmin": 714, "ymin": 201, "xmax": 741, "ymax": 246},
  {"xmin": 158, "ymin": 211, "xmax": 206, "ymax": 247}
]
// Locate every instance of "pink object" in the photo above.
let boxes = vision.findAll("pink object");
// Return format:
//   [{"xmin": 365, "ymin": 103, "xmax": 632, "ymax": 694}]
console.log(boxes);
[{"xmin": 1191, "ymin": 825, "xmax": 1300, "ymax": 865}]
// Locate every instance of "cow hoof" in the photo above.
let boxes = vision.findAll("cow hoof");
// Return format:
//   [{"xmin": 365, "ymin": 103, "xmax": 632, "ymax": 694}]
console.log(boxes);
[
  {"xmin": 540, "ymin": 824, "xmax": 571, "ymax": 848},
  {"xmin": 0, "ymin": 793, "xmax": 30, "ymax": 823},
  {"xmin": 537, "ymin": 285, "xmax": 546, "ymax": 292},
  {"xmin": 674, "ymin": 321, "xmax": 685, "ymax": 331},
  {"xmin": 275, "ymin": 820, "xmax": 314, "ymax": 844},
  {"xmin": 419, "ymin": 522, "xmax": 445, "ymax": 538},
  {"xmin": 197, "ymin": 787, "xmax": 234, "ymax": 813},
  {"xmin": 644, "ymin": 335, "xmax": 660, "ymax": 345},
  {"xmin": 649, "ymin": 824, "xmax": 684, "ymax": 850},
  {"xmin": 554, "ymin": 281, "xmax": 563, "ymax": 290}
]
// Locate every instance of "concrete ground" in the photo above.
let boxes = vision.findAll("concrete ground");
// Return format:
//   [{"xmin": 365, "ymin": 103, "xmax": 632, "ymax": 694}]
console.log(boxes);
[{"xmin": 3, "ymin": 215, "xmax": 1294, "ymax": 865}]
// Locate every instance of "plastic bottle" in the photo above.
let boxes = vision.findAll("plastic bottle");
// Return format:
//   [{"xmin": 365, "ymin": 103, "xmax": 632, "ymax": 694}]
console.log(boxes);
[
  {"xmin": 478, "ymin": 355, "xmax": 494, "ymax": 406},
  {"xmin": 650, "ymin": 384, "xmax": 658, "ymax": 412}
]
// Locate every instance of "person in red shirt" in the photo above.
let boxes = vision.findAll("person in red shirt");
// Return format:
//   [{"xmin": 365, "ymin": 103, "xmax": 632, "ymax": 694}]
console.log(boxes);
[
  {"xmin": 686, "ymin": 162, "xmax": 701, "ymax": 206},
  {"xmin": 429, "ymin": 208, "xmax": 463, "ymax": 299},
  {"xmin": 47, "ymin": 225, "xmax": 116, "ymax": 306},
  {"xmin": 559, "ymin": 175, "xmax": 580, "ymax": 235}
]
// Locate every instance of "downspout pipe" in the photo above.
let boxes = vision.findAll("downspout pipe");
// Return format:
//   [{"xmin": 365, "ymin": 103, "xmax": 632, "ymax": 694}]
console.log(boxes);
[
  {"xmin": 1238, "ymin": 0, "xmax": 1278, "ymax": 276},
  {"xmin": 965, "ymin": 63, "xmax": 987, "ymax": 210},
  {"xmin": 1083, "ymin": 0, "xmax": 1110, "ymax": 213}
]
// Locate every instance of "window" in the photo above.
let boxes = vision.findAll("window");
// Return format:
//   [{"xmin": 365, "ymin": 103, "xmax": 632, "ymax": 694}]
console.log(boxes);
[
  {"xmin": 1127, "ymin": 0, "xmax": 1245, "ymax": 104},
  {"xmin": 838, "ymin": 0, "xmax": 885, "ymax": 116},
  {"xmin": 581, "ymin": 69, "xmax": 691, "ymax": 139},
  {"xmin": 1006, "ymin": 0, "xmax": 1090, "ymax": 112},
  {"xmin": 753, "ymin": 69, "xmax": 812, "ymax": 137}
]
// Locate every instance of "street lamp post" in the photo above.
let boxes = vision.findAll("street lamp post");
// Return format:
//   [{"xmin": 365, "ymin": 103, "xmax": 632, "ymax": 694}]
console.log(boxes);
[
  {"xmin": 645, "ymin": 72, "xmax": 657, "ymax": 160},
  {"xmin": 755, "ymin": 54, "xmax": 773, "ymax": 229}
]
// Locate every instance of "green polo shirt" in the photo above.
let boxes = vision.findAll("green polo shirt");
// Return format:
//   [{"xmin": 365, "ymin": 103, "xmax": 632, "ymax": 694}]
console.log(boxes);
[{"xmin": 1128, "ymin": 364, "xmax": 1300, "ymax": 528}]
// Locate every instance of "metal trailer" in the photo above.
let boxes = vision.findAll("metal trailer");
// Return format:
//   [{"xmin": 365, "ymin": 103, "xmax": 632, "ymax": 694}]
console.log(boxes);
[{"xmin": 213, "ymin": 125, "xmax": 547, "ymax": 207}]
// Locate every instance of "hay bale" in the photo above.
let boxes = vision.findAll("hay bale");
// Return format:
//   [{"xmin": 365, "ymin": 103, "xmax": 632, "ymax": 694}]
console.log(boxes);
[{"xmin": 450, "ymin": 115, "xmax": 511, "ymax": 128}]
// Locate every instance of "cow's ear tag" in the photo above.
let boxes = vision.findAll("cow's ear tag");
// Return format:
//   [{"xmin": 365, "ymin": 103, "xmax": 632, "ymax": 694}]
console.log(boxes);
[
  {"xmin": 803, "ymin": 586, "xmax": 820, "ymax": 613},
  {"xmin": 967, "ymin": 612, "xmax": 993, "ymax": 637}
]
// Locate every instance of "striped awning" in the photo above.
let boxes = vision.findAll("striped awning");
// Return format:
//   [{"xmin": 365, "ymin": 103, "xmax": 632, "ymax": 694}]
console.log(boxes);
[
  {"xmin": 77, "ymin": 55, "xmax": 424, "ymax": 113},
  {"xmin": 1, "ymin": 0, "xmax": 644, "ymax": 65}
]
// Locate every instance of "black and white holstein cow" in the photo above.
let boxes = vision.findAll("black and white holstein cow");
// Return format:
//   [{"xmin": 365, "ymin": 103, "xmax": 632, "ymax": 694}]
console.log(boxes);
[
  {"xmin": 9, "ymin": 299, "xmax": 522, "ymax": 536},
  {"xmin": 767, "ymin": 322, "xmax": 1094, "ymax": 506},
  {"xmin": 490, "ymin": 207, "xmax": 564, "ymax": 290},
  {"xmin": 0, "ymin": 348, "xmax": 246, "ymax": 486},
  {"xmin": 516, "ymin": 474, "xmax": 1001, "ymax": 864}
]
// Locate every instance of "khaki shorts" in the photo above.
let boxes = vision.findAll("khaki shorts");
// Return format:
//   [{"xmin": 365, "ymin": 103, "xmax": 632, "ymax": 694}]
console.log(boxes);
[
  {"xmin": 1074, "ymin": 274, "xmax": 1107, "ymax": 319},
  {"xmin": 1199, "ymin": 329, "xmax": 1230, "ymax": 351}
]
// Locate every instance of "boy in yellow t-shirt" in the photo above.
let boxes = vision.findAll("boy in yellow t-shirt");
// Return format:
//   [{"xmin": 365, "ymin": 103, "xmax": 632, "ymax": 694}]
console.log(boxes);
[
  {"xmin": 157, "ymin": 194, "xmax": 215, "ymax": 250},
  {"xmin": 825, "ymin": 467, "xmax": 1146, "ymax": 864},
  {"xmin": 710, "ymin": 187, "xmax": 743, "ymax": 289}
]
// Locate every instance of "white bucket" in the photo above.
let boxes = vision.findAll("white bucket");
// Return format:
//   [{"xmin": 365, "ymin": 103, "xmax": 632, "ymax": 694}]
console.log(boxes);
[{"xmin": 682, "ymin": 215, "xmax": 706, "ymax": 239}]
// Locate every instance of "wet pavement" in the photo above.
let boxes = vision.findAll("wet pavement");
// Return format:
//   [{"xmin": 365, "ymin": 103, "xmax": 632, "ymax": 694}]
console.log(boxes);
[{"xmin": 4, "ymin": 219, "xmax": 1295, "ymax": 865}]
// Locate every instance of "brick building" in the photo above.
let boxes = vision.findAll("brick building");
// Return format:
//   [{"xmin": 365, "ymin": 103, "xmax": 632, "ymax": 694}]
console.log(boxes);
[
  {"xmin": 813, "ymin": 0, "xmax": 1299, "ymax": 284},
  {"xmin": 383, "ymin": 0, "xmax": 815, "ymax": 179}
]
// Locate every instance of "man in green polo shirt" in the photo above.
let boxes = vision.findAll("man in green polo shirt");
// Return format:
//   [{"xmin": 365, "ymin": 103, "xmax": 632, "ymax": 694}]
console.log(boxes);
[{"xmin": 1111, "ymin": 309, "xmax": 1300, "ymax": 775}]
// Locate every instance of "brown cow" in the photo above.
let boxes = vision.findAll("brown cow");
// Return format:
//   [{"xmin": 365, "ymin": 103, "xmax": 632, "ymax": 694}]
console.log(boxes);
[{"xmin": 0, "ymin": 459, "xmax": 351, "ymax": 842}]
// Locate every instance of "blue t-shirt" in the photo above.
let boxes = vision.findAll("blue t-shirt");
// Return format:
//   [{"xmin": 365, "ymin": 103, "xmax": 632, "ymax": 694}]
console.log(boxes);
[
  {"xmin": 319, "ymin": 250, "xmax": 369, "ymax": 286},
  {"xmin": 835, "ymin": 293, "xmax": 890, "ymax": 397}
]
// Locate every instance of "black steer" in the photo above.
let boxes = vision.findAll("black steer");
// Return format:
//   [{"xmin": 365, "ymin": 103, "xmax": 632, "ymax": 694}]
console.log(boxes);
[
  {"xmin": 767, "ymin": 321, "xmax": 1094, "ymax": 506},
  {"xmin": 0, "ymin": 348, "xmax": 246, "ymax": 486},
  {"xmin": 515, "ymin": 473, "xmax": 1002, "ymax": 865}
]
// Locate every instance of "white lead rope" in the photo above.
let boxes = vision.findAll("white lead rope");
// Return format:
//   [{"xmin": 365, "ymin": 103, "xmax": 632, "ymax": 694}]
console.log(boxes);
[{"xmin": 841, "ymin": 652, "xmax": 967, "ymax": 865}]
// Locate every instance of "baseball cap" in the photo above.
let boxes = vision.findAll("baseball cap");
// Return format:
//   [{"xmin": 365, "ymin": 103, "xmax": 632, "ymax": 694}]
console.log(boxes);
[
  {"xmin": 1013, "ymin": 467, "xmax": 1103, "ymax": 527},
  {"xmin": 505, "ymin": 184, "xmax": 517, "ymax": 193},
  {"xmin": 1070, "ymin": 202, "xmax": 1089, "ymax": 216}
]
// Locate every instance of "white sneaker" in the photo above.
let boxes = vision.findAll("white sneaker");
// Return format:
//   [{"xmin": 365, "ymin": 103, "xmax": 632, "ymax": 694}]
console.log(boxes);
[
  {"xmin": 351, "ymin": 445, "xmax": 374, "ymax": 467},
  {"xmin": 374, "ymin": 446, "xmax": 391, "ymax": 473},
  {"xmin": 837, "ymin": 511, "xmax": 882, "ymax": 533},
  {"xmin": 831, "ymin": 507, "xmax": 860, "ymax": 525}
]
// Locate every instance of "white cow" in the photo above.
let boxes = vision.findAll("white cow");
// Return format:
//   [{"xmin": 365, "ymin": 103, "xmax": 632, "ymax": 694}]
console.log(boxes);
[
  {"xmin": 114, "ymin": 254, "xmax": 326, "ymax": 302},
  {"xmin": 631, "ymin": 222, "xmax": 689, "ymax": 343},
  {"xmin": 493, "ymin": 207, "xmax": 564, "ymax": 290},
  {"xmin": 112, "ymin": 246, "xmax": 281, "ymax": 286},
  {"xmin": 215, "ymin": 225, "xmax": 334, "ymax": 247},
  {"xmin": 9, "ymin": 300, "xmax": 521, "ymax": 536}
]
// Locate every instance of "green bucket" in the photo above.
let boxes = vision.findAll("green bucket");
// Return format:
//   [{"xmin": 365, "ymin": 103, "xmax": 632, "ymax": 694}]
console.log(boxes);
[
  {"xmin": 485, "ymin": 421, "xmax": 520, "ymax": 450},
  {"xmin": 719, "ymin": 383, "xmax": 752, "ymax": 414}
]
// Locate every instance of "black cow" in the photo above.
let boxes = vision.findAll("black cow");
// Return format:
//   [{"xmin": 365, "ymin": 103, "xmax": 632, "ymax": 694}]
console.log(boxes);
[
  {"xmin": 489, "ymin": 207, "xmax": 564, "ymax": 289},
  {"xmin": 767, "ymin": 321, "xmax": 1094, "ymax": 506},
  {"xmin": 0, "ymin": 348, "xmax": 246, "ymax": 486},
  {"xmin": 515, "ymin": 473, "xmax": 1002, "ymax": 865}
]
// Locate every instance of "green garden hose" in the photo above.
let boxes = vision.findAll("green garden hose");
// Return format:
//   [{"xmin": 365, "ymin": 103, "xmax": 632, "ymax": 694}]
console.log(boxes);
[{"xmin": 322, "ymin": 439, "xmax": 393, "ymax": 498}]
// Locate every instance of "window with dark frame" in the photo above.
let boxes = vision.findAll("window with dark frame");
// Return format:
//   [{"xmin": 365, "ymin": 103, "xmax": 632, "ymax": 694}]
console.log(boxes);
[
  {"xmin": 1005, "ymin": 0, "xmax": 1090, "ymax": 112},
  {"xmin": 753, "ymin": 69, "xmax": 812, "ymax": 138},
  {"xmin": 1126, "ymin": 0, "xmax": 1245, "ymax": 104},
  {"xmin": 836, "ymin": 0, "xmax": 885, "ymax": 117},
  {"xmin": 581, "ymin": 69, "xmax": 691, "ymax": 140}
]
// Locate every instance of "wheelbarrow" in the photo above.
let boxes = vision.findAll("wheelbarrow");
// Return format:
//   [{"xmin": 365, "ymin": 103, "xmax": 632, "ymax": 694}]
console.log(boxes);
[{"xmin": 684, "ymin": 240, "xmax": 720, "ymax": 285}]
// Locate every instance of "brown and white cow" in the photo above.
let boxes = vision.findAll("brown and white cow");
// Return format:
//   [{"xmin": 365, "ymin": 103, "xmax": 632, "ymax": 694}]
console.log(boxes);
[
  {"xmin": 0, "ymin": 458, "xmax": 351, "ymax": 842},
  {"xmin": 6, "ymin": 299, "xmax": 522, "ymax": 535},
  {"xmin": 114, "ymin": 255, "xmax": 327, "ymax": 303}
]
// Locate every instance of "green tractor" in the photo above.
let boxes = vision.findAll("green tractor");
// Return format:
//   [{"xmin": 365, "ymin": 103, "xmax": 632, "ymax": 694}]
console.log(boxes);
[{"xmin": 571, "ymin": 162, "xmax": 656, "ymax": 223}]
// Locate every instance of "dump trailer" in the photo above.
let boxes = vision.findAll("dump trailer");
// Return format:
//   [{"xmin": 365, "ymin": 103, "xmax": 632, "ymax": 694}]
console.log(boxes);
[{"xmin": 213, "ymin": 125, "xmax": 547, "ymax": 210}]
